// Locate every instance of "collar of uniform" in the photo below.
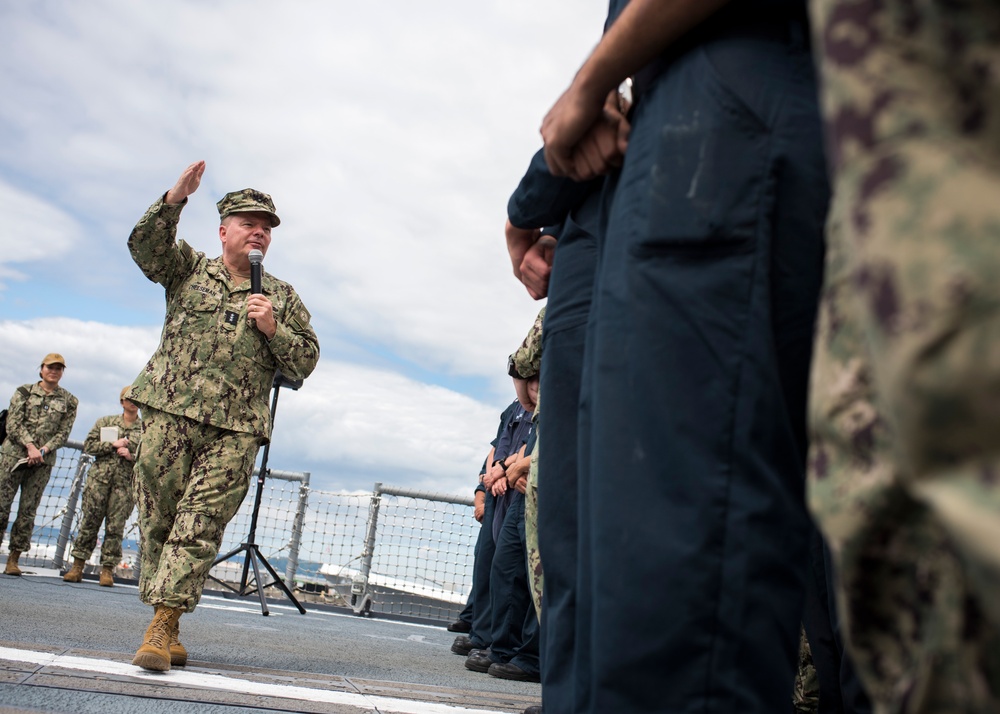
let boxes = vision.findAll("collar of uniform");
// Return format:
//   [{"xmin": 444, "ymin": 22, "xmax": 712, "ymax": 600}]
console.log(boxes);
[
  {"xmin": 32, "ymin": 382, "xmax": 63, "ymax": 397},
  {"xmin": 207, "ymin": 258, "xmax": 273, "ymax": 294}
]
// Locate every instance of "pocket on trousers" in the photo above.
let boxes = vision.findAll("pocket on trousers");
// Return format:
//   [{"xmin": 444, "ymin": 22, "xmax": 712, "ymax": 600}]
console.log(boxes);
[{"xmin": 642, "ymin": 46, "xmax": 771, "ymax": 251}]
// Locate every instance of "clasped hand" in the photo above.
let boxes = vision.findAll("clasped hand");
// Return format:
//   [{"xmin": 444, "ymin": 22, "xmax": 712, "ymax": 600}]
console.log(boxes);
[
  {"xmin": 25, "ymin": 444, "xmax": 44, "ymax": 466},
  {"xmin": 542, "ymin": 88, "xmax": 630, "ymax": 182}
]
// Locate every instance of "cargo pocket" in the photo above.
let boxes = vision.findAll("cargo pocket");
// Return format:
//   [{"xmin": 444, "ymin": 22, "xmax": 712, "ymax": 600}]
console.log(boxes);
[{"xmin": 640, "ymin": 45, "xmax": 771, "ymax": 252}]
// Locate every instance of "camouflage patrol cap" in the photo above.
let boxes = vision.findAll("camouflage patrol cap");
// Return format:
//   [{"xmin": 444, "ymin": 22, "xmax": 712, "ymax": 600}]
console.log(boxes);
[
  {"xmin": 216, "ymin": 188, "xmax": 281, "ymax": 227},
  {"xmin": 41, "ymin": 353, "xmax": 66, "ymax": 367}
]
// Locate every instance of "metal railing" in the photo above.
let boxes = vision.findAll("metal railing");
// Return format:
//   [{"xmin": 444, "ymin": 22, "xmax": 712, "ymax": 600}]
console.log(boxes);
[
  {"xmin": 349, "ymin": 483, "xmax": 476, "ymax": 620},
  {"xmin": 1, "ymin": 443, "xmax": 477, "ymax": 623}
]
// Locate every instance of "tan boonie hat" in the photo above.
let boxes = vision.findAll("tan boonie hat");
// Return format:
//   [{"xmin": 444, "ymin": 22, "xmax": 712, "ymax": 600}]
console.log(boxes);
[
  {"xmin": 41, "ymin": 353, "xmax": 66, "ymax": 367},
  {"xmin": 216, "ymin": 188, "xmax": 281, "ymax": 227}
]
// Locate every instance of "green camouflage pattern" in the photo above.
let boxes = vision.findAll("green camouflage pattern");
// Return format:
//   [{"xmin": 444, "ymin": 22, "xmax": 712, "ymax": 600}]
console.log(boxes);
[
  {"xmin": 216, "ymin": 188, "xmax": 280, "ymax": 227},
  {"xmin": 0, "ymin": 383, "xmax": 78, "ymax": 463},
  {"xmin": 525, "ymin": 432, "xmax": 543, "ymax": 617},
  {"xmin": 793, "ymin": 628, "xmax": 820, "ymax": 714},
  {"xmin": 515, "ymin": 308, "xmax": 545, "ymax": 616},
  {"xmin": 808, "ymin": 2, "xmax": 1000, "ymax": 710},
  {"xmin": 127, "ymin": 195, "xmax": 319, "ymax": 440},
  {"xmin": 70, "ymin": 414, "xmax": 142, "ymax": 567},
  {"xmin": 134, "ymin": 407, "xmax": 258, "ymax": 612},
  {"xmin": 0, "ymin": 382, "xmax": 78, "ymax": 552},
  {"xmin": 511, "ymin": 307, "xmax": 545, "ymax": 379},
  {"xmin": 0, "ymin": 460, "xmax": 54, "ymax": 553}
]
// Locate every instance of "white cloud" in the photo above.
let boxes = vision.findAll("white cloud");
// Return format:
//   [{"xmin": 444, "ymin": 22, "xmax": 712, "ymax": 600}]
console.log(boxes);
[
  {"xmin": 0, "ymin": 318, "xmax": 504, "ymax": 496},
  {"xmin": 284, "ymin": 362, "xmax": 500, "ymax": 494},
  {"xmin": 0, "ymin": 319, "xmax": 161, "ymax": 442},
  {"xmin": 0, "ymin": 1, "xmax": 601, "ymax": 492},
  {"xmin": 0, "ymin": 180, "xmax": 83, "ymax": 289}
]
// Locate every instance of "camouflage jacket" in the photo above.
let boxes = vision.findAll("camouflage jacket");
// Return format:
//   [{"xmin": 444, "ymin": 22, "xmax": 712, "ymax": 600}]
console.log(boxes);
[
  {"xmin": 0, "ymin": 382, "xmax": 78, "ymax": 466},
  {"xmin": 83, "ymin": 414, "xmax": 142, "ymax": 483},
  {"xmin": 511, "ymin": 307, "xmax": 545, "ymax": 420},
  {"xmin": 510, "ymin": 307, "xmax": 545, "ymax": 380},
  {"xmin": 127, "ymin": 195, "xmax": 320, "ymax": 439}
]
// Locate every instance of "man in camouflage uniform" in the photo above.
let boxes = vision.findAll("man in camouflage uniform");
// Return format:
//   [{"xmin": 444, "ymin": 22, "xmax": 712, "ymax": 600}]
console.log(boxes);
[
  {"xmin": 126, "ymin": 160, "xmax": 319, "ymax": 672},
  {"xmin": 807, "ymin": 4, "xmax": 1000, "ymax": 711},
  {"xmin": 510, "ymin": 308, "xmax": 545, "ymax": 618},
  {"xmin": 0, "ymin": 353, "xmax": 78, "ymax": 576},
  {"xmin": 63, "ymin": 387, "xmax": 141, "ymax": 588}
]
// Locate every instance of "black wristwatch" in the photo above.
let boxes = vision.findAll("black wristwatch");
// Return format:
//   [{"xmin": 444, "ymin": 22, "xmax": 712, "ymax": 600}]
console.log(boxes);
[
  {"xmin": 493, "ymin": 459, "xmax": 508, "ymax": 472},
  {"xmin": 507, "ymin": 354, "xmax": 520, "ymax": 379}
]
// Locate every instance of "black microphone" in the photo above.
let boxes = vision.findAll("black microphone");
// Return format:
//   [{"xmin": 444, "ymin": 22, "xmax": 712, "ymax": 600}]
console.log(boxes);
[{"xmin": 249, "ymin": 249, "xmax": 263, "ymax": 294}]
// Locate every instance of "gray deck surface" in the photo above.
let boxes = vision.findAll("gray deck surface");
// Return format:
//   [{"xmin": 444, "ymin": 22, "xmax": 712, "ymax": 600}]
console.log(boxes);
[{"xmin": 0, "ymin": 568, "xmax": 540, "ymax": 713}]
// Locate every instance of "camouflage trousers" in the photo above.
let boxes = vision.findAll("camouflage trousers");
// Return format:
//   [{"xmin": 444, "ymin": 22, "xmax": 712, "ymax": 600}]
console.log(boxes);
[
  {"xmin": 0, "ymin": 455, "xmax": 53, "ymax": 553},
  {"xmin": 134, "ymin": 407, "xmax": 259, "ymax": 613},
  {"xmin": 525, "ymin": 433, "xmax": 543, "ymax": 618},
  {"xmin": 70, "ymin": 466, "xmax": 135, "ymax": 567},
  {"xmin": 808, "ymin": 3, "xmax": 1000, "ymax": 709},
  {"xmin": 794, "ymin": 628, "xmax": 820, "ymax": 714}
]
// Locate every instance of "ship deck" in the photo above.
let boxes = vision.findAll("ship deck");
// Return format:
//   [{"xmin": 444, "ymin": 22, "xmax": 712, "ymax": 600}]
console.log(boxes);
[{"xmin": 0, "ymin": 567, "xmax": 540, "ymax": 714}]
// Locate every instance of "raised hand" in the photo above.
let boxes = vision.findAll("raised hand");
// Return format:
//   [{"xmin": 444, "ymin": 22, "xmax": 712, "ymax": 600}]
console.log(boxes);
[{"xmin": 165, "ymin": 160, "xmax": 206, "ymax": 205}]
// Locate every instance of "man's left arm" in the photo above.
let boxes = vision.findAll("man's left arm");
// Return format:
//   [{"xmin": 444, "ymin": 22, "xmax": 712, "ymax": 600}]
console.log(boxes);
[{"xmin": 264, "ymin": 290, "xmax": 320, "ymax": 381}]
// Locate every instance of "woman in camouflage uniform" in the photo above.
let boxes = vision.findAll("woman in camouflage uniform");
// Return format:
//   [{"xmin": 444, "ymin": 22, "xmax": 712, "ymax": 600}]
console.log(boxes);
[
  {"xmin": 0, "ymin": 353, "xmax": 78, "ymax": 576},
  {"xmin": 63, "ymin": 387, "xmax": 141, "ymax": 587}
]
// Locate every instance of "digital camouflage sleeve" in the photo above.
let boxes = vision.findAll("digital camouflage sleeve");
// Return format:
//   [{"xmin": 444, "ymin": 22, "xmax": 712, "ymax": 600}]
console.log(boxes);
[{"xmin": 510, "ymin": 307, "xmax": 545, "ymax": 380}]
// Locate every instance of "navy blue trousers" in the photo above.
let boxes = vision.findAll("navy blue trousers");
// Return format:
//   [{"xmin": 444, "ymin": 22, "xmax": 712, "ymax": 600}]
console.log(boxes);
[
  {"xmin": 457, "ymin": 594, "xmax": 473, "ymax": 626},
  {"xmin": 577, "ymin": 17, "xmax": 828, "ymax": 713},
  {"xmin": 469, "ymin": 491, "xmax": 496, "ymax": 649},
  {"xmin": 489, "ymin": 493, "xmax": 540, "ymax": 673},
  {"xmin": 537, "ymin": 193, "xmax": 602, "ymax": 713}
]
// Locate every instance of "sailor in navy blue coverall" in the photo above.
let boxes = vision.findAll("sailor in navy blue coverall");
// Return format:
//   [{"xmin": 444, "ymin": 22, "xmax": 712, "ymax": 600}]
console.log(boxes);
[
  {"xmin": 467, "ymin": 399, "xmax": 522, "ymax": 652},
  {"xmin": 536, "ymin": 1, "xmax": 828, "ymax": 711},
  {"xmin": 507, "ymin": 158, "xmax": 605, "ymax": 711}
]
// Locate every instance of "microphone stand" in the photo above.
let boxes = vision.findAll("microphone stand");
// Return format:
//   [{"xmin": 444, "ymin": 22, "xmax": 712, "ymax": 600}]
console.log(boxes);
[{"xmin": 210, "ymin": 372, "xmax": 306, "ymax": 616}]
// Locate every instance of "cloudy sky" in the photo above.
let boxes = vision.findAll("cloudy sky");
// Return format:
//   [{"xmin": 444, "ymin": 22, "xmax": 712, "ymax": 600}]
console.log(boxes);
[{"xmin": 0, "ymin": 1, "xmax": 607, "ymax": 496}]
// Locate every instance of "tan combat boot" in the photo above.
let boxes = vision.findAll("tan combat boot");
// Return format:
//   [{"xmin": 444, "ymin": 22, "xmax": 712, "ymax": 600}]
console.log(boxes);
[
  {"xmin": 99, "ymin": 565, "xmax": 115, "ymax": 587},
  {"xmin": 169, "ymin": 618, "xmax": 188, "ymax": 667},
  {"xmin": 132, "ymin": 606, "xmax": 182, "ymax": 671},
  {"xmin": 4, "ymin": 551, "xmax": 21, "ymax": 576},
  {"xmin": 63, "ymin": 558, "xmax": 85, "ymax": 582}
]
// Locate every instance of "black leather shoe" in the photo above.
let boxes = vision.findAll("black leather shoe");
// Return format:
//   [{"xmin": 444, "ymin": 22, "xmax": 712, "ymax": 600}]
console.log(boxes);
[
  {"xmin": 488, "ymin": 661, "xmax": 541, "ymax": 682},
  {"xmin": 446, "ymin": 618, "xmax": 471, "ymax": 633},
  {"xmin": 451, "ymin": 635, "xmax": 476, "ymax": 656},
  {"xmin": 464, "ymin": 649, "xmax": 494, "ymax": 673},
  {"xmin": 523, "ymin": 707, "xmax": 542, "ymax": 714}
]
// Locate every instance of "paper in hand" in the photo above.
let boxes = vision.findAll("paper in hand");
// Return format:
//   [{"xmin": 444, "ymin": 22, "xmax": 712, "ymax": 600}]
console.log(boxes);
[{"xmin": 100, "ymin": 426, "xmax": 119, "ymax": 443}]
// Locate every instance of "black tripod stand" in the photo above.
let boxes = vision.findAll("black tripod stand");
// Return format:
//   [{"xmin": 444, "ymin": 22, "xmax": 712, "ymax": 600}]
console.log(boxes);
[{"xmin": 210, "ymin": 372, "xmax": 306, "ymax": 616}]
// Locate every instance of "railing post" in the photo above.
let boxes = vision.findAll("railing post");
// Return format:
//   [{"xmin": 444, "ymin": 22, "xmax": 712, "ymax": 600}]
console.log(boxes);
[
  {"xmin": 351, "ymin": 482, "xmax": 382, "ymax": 615},
  {"xmin": 53, "ymin": 451, "xmax": 91, "ymax": 570},
  {"xmin": 285, "ymin": 472, "xmax": 309, "ymax": 586}
]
